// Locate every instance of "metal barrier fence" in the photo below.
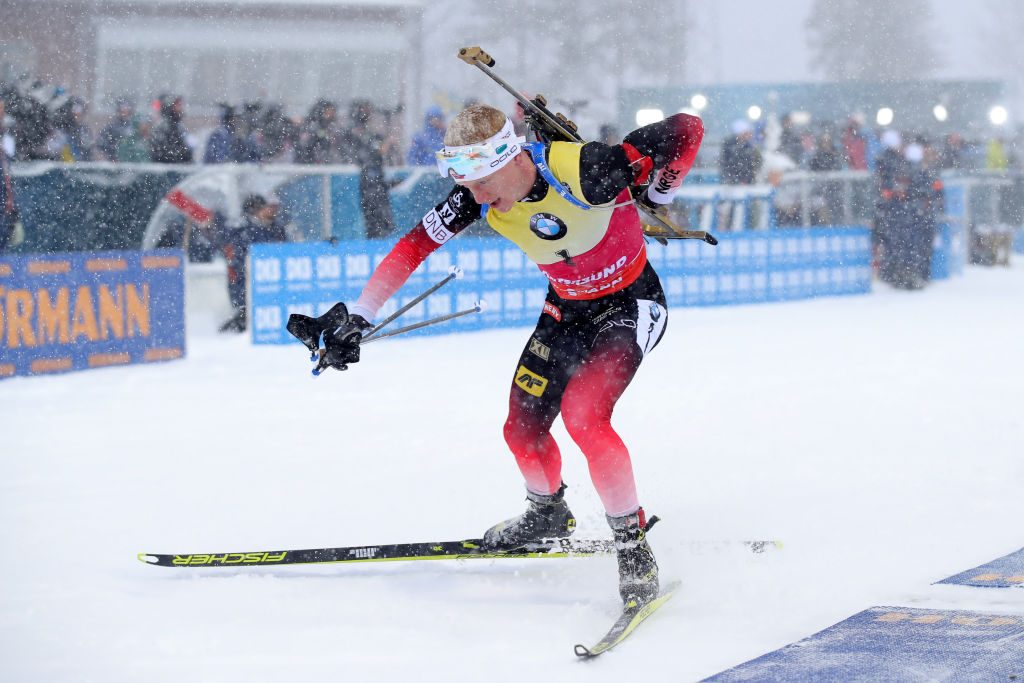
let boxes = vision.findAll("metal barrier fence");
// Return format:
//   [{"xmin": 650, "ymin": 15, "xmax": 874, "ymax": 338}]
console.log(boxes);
[{"xmin": 8, "ymin": 162, "xmax": 1021, "ymax": 254}]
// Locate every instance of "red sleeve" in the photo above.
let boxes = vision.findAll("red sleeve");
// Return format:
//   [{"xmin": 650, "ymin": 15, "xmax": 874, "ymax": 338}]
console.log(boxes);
[
  {"xmin": 622, "ymin": 113, "xmax": 704, "ymax": 175},
  {"xmin": 350, "ymin": 184, "xmax": 481, "ymax": 320},
  {"xmin": 349, "ymin": 224, "xmax": 442, "ymax": 321},
  {"xmin": 622, "ymin": 113, "xmax": 704, "ymax": 202}
]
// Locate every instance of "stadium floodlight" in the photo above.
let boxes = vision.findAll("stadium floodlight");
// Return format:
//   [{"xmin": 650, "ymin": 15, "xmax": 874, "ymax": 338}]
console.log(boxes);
[
  {"xmin": 636, "ymin": 108, "xmax": 665, "ymax": 126},
  {"xmin": 790, "ymin": 110, "xmax": 812, "ymax": 126},
  {"xmin": 690, "ymin": 94, "xmax": 708, "ymax": 111},
  {"xmin": 747, "ymin": 105, "xmax": 762, "ymax": 121},
  {"xmin": 933, "ymin": 104, "xmax": 948, "ymax": 122},
  {"xmin": 989, "ymin": 105, "xmax": 1009, "ymax": 125},
  {"xmin": 876, "ymin": 107, "xmax": 894, "ymax": 126}
]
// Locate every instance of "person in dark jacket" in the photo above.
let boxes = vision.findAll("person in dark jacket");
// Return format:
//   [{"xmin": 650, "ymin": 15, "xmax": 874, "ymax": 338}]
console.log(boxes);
[
  {"xmin": 295, "ymin": 99, "xmax": 338, "ymax": 165},
  {"xmin": 874, "ymin": 129, "xmax": 906, "ymax": 283},
  {"xmin": 808, "ymin": 131, "xmax": 844, "ymax": 224},
  {"xmin": 0, "ymin": 96, "xmax": 21, "ymax": 252},
  {"xmin": 339, "ymin": 100, "xmax": 395, "ymax": 238},
  {"xmin": 49, "ymin": 97, "xmax": 93, "ymax": 161},
  {"xmin": 719, "ymin": 120, "xmax": 762, "ymax": 185},
  {"xmin": 96, "ymin": 97, "xmax": 136, "ymax": 161},
  {"xmin": 204, "ymin": 104, "xmax": 247, "ymax": 164},
  {"xmin": 406, "ymin": 106, "xmax": 446, "ymax": 166},
  {"xmin": 219, "ymin": 194, "xmax": 289, "ymax": 332},
  {"xmin": 902, "ymin": 143, "xmax": 943, "ymax": 288},
  {"xmin": 149, "ymin": 95, "xmax": 193, "ymax": 164}
]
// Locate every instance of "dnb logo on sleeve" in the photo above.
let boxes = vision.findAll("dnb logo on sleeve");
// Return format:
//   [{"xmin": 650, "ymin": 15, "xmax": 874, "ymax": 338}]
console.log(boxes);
[
  {"xmin": 703, "ymin": 606, "xmax": 1024, "ymax": 682},
  {"xmin": 529, "ymin": 213, "xmax": 568, "ymax": 241}
]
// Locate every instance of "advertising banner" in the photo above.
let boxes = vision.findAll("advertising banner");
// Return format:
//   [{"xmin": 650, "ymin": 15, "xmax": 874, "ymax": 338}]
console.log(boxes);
[
  {"xmin": 0, "ymin": 249, "xmax": 186, "ymax": 379},
  {"xmin": 249, "ymin": 228, "xmax": 872, "ymax": 345},
  {"xmin": 704, "ymin": 606, "xmax": 1024, "ymax": 682}
]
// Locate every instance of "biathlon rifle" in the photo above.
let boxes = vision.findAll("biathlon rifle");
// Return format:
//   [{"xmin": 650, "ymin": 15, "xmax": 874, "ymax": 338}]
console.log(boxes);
[{"xmin": 456, "ymin": 46, "xmax": 717, "ymax": 246}]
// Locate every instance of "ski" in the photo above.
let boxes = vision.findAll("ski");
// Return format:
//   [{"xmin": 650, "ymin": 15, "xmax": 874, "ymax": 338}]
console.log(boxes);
[
  {"xmin": 137, "ymin": 537, "xmax": 615, "ymax": 568},
  {"xmin": 574, "ymin": 580, "xmax": 681, "ymax": 659}
]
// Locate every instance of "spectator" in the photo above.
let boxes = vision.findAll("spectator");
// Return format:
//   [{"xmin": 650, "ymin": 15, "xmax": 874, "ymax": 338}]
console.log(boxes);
[
  {"xmin": 96, "ymin": 97, "xmax": 136, "ymax": 161},
  {"xmin": 719, "ymin": 119, "xmax": 762, "ymax": 185},
  {"xmin": 340, "ymin": 100, "xmax": 395, "ymax": 238},
  {"xmin": 115, "ymin": 115, "xmax": 151, "ymax": 162},
  {"xmin": 1, "ymin": 96, "xmax": 22, "ymax": 252},
  {"xmin": 239, "ymin": 101, "xmax": 265, "ymax": 162},
  {"xmin": 986, "ymin": 137, "xmax": 1009, "ymax": 170},
  {"xmin": 903, "ymin": 143, "xmax": 943, "ymax": 288},
  {"xmin": 872, "ymin": 127, "xmax": 905, "ymax": 255},
  {"xmin": 48, "ymin": 96, "xmax": 93, "ymax": 161},
  {"xmin": 841, "ymin": 115, "xmax": 869, "ymax": 170},
  {"xmin": 938, "ymin": 133, "xmax": 966, "ymax": 171},
  {"xmin": 256, "ymin": 104, "xmax": 299, "ymax": 163},
  {"xmin": 778, "ymin": 113, "xmax": 804, "ymax": 167},
  {"xmin": 809, "ymin": 131, "xmax": 844, "ymax": 224},
  {"xmin": 406, "ymin": 106, "xmax": 446, "ymax": 166},
  {"xmin": 880, "ymin": 143, "xmax": 942, "ymax": 290},
  {"xmin": 763, "ymin": 150, "xmax": 801, "ymax": 226},
  {"xmin": 150, "ymin": 94, "xmax": 193, "ymax": 163},
  {"xmin": 204, "ymin": 104, "xmax": 246, "ymax": 164},
  {"xmin": 219, "ymin": 193, "xmax": 289, "ymax": 333},
  {"xmin": 875, "ymin": 130, "xmax": 909, "ymax": 286},
  {"xmin": 599, "ymin": 124, "xmax": 620, "ymax": 147},
  {"xmin": 295, "ymin": 99, "xmax": 338, "ymax": 164}
]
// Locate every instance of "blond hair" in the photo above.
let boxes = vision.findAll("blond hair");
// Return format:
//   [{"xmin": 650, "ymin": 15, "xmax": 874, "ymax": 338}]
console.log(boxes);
[{"xmin": 444, "ymin": 104, "xmax": 508, "ymax": 146}]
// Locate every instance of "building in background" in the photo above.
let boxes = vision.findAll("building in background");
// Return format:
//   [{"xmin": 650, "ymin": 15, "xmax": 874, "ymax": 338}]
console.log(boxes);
[{"xmin": 0, "ymin": 0, "xmax": 424, "ymax": 132}]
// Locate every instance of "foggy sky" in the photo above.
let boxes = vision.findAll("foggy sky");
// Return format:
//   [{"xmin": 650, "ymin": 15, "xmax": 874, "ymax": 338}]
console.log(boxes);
[{"xmin": 692, "ymin": 0, "xmax": 994, "ymax": 84}]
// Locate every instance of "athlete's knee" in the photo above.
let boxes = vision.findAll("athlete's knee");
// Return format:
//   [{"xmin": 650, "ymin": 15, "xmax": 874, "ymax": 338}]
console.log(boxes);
[
  {"xmin": 561, "ymin": 401, "xmax": 609, "ymax": 447},
  {"xmin": 503, "ymin": 410, "xmax": 548, "ymax": 451}
]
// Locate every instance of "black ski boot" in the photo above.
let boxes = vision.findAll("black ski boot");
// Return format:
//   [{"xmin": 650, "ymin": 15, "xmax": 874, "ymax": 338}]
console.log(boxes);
[
  {"xmin": 483, "ymin": 483, "xmax": 576, "ymax": 549},
  {"xmin": 608, "ymin": 509, "xmax": 659, "ymax": 607}
]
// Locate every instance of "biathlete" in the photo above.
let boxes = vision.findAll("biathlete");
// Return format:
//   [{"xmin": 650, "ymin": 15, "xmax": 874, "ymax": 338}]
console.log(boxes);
[{"xmin": 318, "ymin": 104, "xmax": 703, "ymax": 605}]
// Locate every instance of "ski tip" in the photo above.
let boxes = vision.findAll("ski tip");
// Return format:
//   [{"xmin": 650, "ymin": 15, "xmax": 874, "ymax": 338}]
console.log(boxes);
[{"xmin": 137, "ymin": 553, "xmax": 158, "ymax": 565}]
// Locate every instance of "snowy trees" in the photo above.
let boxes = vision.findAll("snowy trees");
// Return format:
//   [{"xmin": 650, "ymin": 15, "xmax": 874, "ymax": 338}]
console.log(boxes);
[{"xmin": 805, "ymin": 0, "xmax": 941, "ymax": 82}]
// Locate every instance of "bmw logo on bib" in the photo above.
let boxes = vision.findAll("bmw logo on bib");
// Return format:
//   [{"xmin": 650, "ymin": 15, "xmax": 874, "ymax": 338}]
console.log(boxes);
[{"xmin": 529, "ymin": 212, "xmax": 568, "ymax": 241}]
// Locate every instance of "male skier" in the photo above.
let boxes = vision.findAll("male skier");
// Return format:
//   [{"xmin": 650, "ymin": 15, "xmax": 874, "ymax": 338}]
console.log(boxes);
[{"xmin": 314, "ymin": 104, "xmax": 703, "ymax": 605}]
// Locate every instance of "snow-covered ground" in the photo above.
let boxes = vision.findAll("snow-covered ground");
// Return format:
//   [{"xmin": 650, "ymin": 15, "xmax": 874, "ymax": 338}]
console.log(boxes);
[{"xmin": 2, "ymin": 263, "xmax": 1023, "ymax": 682}]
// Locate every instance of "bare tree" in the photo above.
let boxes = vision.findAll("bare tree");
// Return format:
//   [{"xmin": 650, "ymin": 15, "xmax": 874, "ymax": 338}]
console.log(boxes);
[{"xmin": 805, "ymin": 0, "xmax": 942, "ymax": 82}]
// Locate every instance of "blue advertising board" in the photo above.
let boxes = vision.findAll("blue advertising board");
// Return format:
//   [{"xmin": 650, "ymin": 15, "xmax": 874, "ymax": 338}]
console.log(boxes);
[
  {"xmin": 249, "ymin": 228, "xmax": 872, "ymax": 345},
  {"xmin": 704, "ymin": 606, "xmax": 1024, "ymax": 682},
  {"xmin": 0, "ymin": 249, "xmax": 185, "ymax": 378},
  {"xmin": 939, "ymin": 546, "xmax": 1024, "ymax": 588}
]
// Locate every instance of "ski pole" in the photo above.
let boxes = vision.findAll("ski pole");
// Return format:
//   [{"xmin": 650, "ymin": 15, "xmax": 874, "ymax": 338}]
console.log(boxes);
[
  {"xmin": 311, "ymin": 301, "xmax": 486, "ymax": 376},
  {"xmin": 361, "ymin": 300, "xmax": 486, "ymax": 344},
  {"xmin": 362, "ymin": 265, "xmax": 464, "ymax": 340}
]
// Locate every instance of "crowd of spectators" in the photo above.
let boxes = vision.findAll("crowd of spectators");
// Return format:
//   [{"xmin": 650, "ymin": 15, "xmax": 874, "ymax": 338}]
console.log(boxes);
[{"xmin": 1, "ymin": 73, "xmax": 1018, "ymax": 180}]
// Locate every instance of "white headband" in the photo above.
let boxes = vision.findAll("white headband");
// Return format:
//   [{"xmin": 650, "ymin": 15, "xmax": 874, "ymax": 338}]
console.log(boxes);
[{"xmin": 436, "ymin": 117, "xmax": 526, "ymax": 182}]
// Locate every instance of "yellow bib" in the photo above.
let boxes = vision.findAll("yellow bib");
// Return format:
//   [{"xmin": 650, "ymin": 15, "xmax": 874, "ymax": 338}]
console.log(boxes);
[{"xmin": 485, "ymin": 142, "xmax": 617, "ymax": 266}]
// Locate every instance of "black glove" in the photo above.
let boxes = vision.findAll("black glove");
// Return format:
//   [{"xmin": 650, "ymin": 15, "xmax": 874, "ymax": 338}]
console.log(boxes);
[
  {"xmin": 286, "ymin": 302, "xmax": 372, "ymax": 372},
  {"xmin": 287, "ymin": 302, "xmax": 351, "ymax": 356},
  {"xmin": 320, "ymin": 314, "xmax": 372, "ymax": 371}
]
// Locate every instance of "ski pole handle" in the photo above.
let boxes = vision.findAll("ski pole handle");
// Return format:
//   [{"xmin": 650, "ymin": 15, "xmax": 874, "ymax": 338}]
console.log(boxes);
[{"xmin": 363, "ymin": 265, "xmax": 464, "ymax": 340}]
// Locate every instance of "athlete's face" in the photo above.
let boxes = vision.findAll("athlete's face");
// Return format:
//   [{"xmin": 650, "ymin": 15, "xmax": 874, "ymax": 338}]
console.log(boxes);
[{"xmin": 458, "ymin": 152, "xmax": 536, "ymax": 213}]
